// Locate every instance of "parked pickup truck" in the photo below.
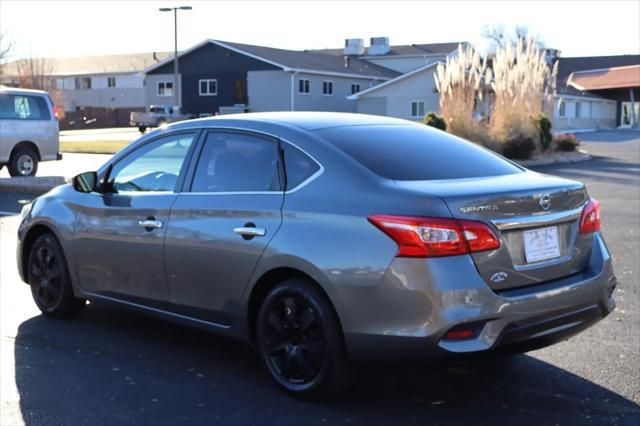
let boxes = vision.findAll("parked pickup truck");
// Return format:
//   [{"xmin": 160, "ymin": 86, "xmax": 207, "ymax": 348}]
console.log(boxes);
[{"xmin": 130, "ymin": 105, "xmax": 195, "ymax": 133}]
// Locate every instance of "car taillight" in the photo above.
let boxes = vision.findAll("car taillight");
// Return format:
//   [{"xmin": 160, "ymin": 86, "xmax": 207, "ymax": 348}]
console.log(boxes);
[
  {"xmin": 368, "ymin": 215, "xmax": 500, "ymax": 258},
  {"xmin": 53, "ymin": 105, "xmax": 59, "ymax": 120},
  {"xmin": 579, "ymin": 197, "xmax": 601, "ymax": 234}
]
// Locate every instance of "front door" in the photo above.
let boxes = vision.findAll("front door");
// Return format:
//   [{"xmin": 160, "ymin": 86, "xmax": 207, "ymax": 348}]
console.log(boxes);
[
  {"xmin": 164, "ymin": 130, "xmax": 284, "ymax": 326},
  {"xmin": 74, "ymin": 132, "xmax": 197, "ymax": 302}
]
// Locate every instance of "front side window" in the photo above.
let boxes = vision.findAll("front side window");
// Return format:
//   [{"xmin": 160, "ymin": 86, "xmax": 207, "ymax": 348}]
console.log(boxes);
[
  {"xmin": 0, "ymin": 94, "xmax": 51, "ymax": 120},
  {"xmin": 351, "ymin": 83, "xmax": 360, "ymax": 95},
  {"xmin": 199, "ymin": 79, "xmax": 218, "ymax": 96},
  {"xmin": 158, "ymin": 81, "xmax": 174, "ymax": 97},
  {"xmin": 411, "ymin": 101, "xmax": 425, "ymax": 118},
  {"xmin": 110, "ymin": 133, "xmax": 195, "ymax": 192},
  {"xmin": 298, "ymin": 79, "xmax": 310, "ymax": 94},
  {"xmin": 322, "ymin": 81, "xmax": 333, "ymax": 96},
  {"xmin": 191, "ymin": 132, "xmax": 281, "ymax": 192}
]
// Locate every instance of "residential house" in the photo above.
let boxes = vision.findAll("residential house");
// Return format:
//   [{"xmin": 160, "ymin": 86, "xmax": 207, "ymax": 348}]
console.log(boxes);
[
  {"xmin": 319, "ymin": 38, "xmax": 464, "ymax": 121},
  {"xmin": 1, "ymin": 51, "xmax": 171, "ymax": 128},
  {"xmin": 552, "ymin": 54, "xmax": 640, "ymax": 130},
  {"xmin": 142, "ymin": 39, "xmax": 399, "ymax": 117}
]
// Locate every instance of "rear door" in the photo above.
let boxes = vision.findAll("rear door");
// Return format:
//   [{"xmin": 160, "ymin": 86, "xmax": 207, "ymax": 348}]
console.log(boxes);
[{"xmin": 164, "ymin": 130, "xmax": 284, "ymax": 326}]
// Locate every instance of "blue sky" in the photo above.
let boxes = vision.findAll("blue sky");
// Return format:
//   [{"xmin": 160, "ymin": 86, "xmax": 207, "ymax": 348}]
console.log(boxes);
[{"xmin": 1, "ymin": 0, "xmax": 639, "ymax": 60}]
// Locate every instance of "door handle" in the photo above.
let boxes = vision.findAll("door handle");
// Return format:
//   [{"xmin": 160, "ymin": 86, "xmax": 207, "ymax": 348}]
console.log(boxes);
[
  {"xmin": 138, "ymin": 219, "xmax": 163, "ymax": 229},
  {"xmin": 234, "ymin": 227, "xmax": 266, "ymax": 238}
]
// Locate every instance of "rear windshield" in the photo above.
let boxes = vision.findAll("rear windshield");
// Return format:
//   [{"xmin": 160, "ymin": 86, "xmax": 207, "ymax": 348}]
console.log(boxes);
[{"xmin": 316, "ymin": 125, "xmax": 522, "ymax": 181}]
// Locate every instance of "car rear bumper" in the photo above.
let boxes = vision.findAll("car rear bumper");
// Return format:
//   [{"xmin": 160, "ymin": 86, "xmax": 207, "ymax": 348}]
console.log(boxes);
[{"xmin": 342, "ymin": 232, "xmax": 616, "ymax": 365}]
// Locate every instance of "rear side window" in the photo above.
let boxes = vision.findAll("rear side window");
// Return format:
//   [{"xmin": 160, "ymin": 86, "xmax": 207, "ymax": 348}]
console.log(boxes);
[
  {"xmin": 0, "ymin": 94, "xmax": 51, "ymax": 120},
  {"xmin": 282, "ymin": 142, "xmax": 320, "ymax": 190},
  {"xmin": 191, "ymin": 132, "xmax": 281, "ymax": 192},
  {"xmin": 316, "ymin": 125, "xmax": 522, "ymax": 181}
]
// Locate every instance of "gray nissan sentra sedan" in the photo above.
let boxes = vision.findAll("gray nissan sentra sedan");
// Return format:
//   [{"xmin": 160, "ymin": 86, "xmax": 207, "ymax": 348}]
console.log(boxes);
[{"xmin": 17, "ymin": 112, "xmax": 617, "ymax": 397}]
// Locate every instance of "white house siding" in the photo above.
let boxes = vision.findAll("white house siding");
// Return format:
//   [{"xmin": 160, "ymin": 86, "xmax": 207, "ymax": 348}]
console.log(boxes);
[
  {"xmin": 357, "ymin": 97, "xmax": 387, "ymax": 116},
  {"xmin": 552, "ymin": 96, "xmax": 617, "ymax": 131},
  {"xmin": 57, "ymin": 73, "xmax": 146, "ymax": 111},
  {"xmin": 247, "ymin": 70, "xmax": 381, "ymax": 113},
  {"xmin": 143, "ymin": 73, "xmax": 183, "ymax": 108},
  {"xmin": 247, "ymin": 70, "xmax": 291, "ymax": 112},
  {"xmin": 362, "ymin": 55, "xmax": 447, "ymax": 73},
  {"xmin": 354, "ymin": 66, "xmax": 439, "ymax": 121}
]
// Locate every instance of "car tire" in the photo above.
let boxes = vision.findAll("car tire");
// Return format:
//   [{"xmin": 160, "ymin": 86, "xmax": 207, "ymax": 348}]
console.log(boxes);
[
  {"xmin": 256, "ymin": 279, "xmax": 355, "ymax": 398},
  {"xmin": 138, "ymin": 126, "xmax": 147, "ymax": 133},
  {"xmin": 27, "ymin": 233, "xmax": 86, "ymax": 318},
  {"xmin": 8, "ymin": 146, "xmax": 39, "ymax": 177}
]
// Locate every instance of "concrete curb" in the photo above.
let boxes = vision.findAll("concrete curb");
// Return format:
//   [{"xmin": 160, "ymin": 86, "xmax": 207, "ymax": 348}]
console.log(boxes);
[
  {"xmin": 0, "ymin": 176, "xmax": 68, "ymax": 193},
  {"xmin": 516, "ymin": 150, "xmax": 592, "ymax": 167}
]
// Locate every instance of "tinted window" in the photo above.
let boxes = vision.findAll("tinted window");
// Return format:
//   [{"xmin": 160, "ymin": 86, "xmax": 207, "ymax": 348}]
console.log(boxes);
[
  {"xmin": 111, "ymin": 133, "xmax": 195, "ymax": 192},
  {"xmin": 0, "ymin": 94, "xmax": 51, "ymax": 120},
  {"xmin": 282, "ymin": 142, "xmax": 320, "ymax": 190},
  {"xmin": 316, "ymin": 125, "xmax": 522, "ymax": 181},
  {"xmin": 191, "ymin": 132, "xmax": 280, "ymax": 192}
]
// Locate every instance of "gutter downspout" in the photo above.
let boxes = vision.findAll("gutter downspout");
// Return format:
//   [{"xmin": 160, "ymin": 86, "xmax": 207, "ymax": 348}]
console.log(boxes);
[
  {"xmin": 290, "ymin": 70, "xmax": 298, "ymax": 111},
  {"xmin": 630, "ymin": 88, "xmax": 637, "ymax": 128}
]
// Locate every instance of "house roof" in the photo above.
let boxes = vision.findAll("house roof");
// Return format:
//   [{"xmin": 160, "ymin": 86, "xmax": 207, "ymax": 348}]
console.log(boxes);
[
  {"xmin": 144, "ymin": 39, "xmax": 399, "ymax": 80},
  {"xmin": 347, "ymin": 60, "xmax": 443, "ymax": 99},
  {"xmin": 554, "ymin": 55, "xmax": 640, "ymax": 98},
  {"xmin": 568, "ymin": 64, "xmax": 640, "ymax": 91},
  {"xmin": 309, "ymin": 42, "xmax": 464, "ymax": 57},
  {"xmin": 1, "ymin": 51, "xmax": 173, "ymax": 77}
]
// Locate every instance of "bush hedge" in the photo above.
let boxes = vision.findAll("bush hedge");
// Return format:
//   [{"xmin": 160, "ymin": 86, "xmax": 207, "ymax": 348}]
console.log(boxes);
[
  {"xmin": 423, "ymin": 112, "xmax": 447, "ymax": 131},
  {"xmin": 554, "ymin": 133, "xmax": 580, "ymax": 152}
]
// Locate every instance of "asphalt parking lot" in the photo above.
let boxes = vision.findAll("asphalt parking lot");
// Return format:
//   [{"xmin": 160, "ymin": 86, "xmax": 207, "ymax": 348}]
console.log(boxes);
[{"xmin": 0, "ymin": 130, "xmax": 638, "ymax": 425}]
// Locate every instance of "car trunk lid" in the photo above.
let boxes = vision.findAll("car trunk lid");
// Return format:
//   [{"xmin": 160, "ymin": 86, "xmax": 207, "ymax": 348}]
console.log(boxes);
[{"xmin": 395, "ymin": 171, "xmax": 593, "ymax": 291}]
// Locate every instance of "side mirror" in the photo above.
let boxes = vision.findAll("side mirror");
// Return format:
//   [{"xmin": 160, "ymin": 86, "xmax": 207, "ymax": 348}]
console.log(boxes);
[{"xmin": 72, "ymin": 171, "xmax": 98, "ymax": 193}]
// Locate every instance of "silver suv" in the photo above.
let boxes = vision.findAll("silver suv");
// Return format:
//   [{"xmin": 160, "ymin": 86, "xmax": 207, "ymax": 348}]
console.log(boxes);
[
  {"xmin": 16, "ymin": 113, "xmax": 616, "ymax": 397},
  {"xmin": 0, "ymin": 86, "xmax": 61, "ymax": 176}
]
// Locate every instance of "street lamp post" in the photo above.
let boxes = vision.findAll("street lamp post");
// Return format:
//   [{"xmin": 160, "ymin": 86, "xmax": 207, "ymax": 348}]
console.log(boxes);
[{"xmin": 159, "ymin": 5, "xmax": 192, "ymax": 109}]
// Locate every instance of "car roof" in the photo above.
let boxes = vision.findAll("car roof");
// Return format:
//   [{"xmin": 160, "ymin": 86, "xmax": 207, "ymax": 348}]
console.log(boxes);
[
  {"xmin": 177, "ymin": 112, "xmax": 416, "ymax": 131},
  {"xmin": 0, "ymin": 85, "xmax": 50, "ymax": 96}
]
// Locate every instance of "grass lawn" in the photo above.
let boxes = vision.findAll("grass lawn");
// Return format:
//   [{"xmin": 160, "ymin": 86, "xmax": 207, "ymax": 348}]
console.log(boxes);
[{"xmin": 60, "ymin": 140, "xmax": 131, "ymax": 154}]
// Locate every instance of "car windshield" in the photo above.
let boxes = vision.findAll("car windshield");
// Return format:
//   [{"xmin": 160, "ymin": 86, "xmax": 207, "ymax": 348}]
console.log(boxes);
[{"xmin": 316, "ymin": 124, "xmax": 523, "ymax": 181}]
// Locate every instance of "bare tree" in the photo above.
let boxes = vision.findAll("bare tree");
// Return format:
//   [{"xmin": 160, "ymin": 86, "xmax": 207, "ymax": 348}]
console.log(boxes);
[
  {"xmin": 0, "ymin": 33, "xmax": 13, "ymax": 73},
  {"xmin": 483, "ymin": 25, "xmax": 545, "ymax": 54},
  {"xmin": 482, "ymin": 24, "xmax": 507, "ymax": 52},
  {"xmin": 15, "ymin": 55, "xmax": 65, "ymax": 118}
]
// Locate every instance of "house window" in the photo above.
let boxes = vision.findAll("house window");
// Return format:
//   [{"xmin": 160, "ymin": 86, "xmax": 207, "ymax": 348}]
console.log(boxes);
[
  {"xmin": 199, "ymin": 79, "xmax": 218, "ymax": 96},
  {"xmin": 298, "ymin": 79, "xmax": 310, "ymax": 94},
  {"xmin": 322, "ymin": 81, "xmax": 334, "ymax": 96},
  {"xmin": 75, "ymin": 77, "xmax": 91, "ymax": 90},
  {"xmin": 351, "ymin": 83, "xmax": 361, "ymax": 95},
  {"xmin": 107, "ymin": 77, "xmax": 116, "ymax": 88},
  {"xmin": 558, "ymin": 101, "xmax": 566, "ymax": 117},
  {"xmin": 575, "ymin": 101, "xmax": 581, "ymax": 118},
  {"xmin": 411, "ymin": 101, "xmax": 425, "ymax": 118},
  {"xmin": 158, "ymin": 81, "xmax": 174, "ymax": 97}
]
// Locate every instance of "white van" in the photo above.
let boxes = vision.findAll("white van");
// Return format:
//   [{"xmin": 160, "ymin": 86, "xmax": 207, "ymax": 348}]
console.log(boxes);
[{"xmin": 0, "ymin": 86, "xmax": 62, "ymax": 176}]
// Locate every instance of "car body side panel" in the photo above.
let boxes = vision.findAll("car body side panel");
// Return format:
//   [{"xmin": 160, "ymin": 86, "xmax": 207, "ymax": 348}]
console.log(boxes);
[{"xmin": 17, "ymin": 185, "xmax": 84, "ymax": 295}]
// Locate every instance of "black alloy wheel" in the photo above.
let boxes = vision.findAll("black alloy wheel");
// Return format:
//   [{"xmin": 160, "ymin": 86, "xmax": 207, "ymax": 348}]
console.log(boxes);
[
  {"xmin": 28, "ymin": 234, "xmax": 86, "ymax": 317},
  {"xmin": 257, "ymin": 280, "xmax": 354, "ymax": 398}
]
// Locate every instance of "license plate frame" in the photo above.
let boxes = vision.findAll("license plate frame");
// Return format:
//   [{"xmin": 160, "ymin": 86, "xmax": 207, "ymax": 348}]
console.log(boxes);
[{"xmin": 523, "ymin": 226, "xmax": 561, "ymax": 263}]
